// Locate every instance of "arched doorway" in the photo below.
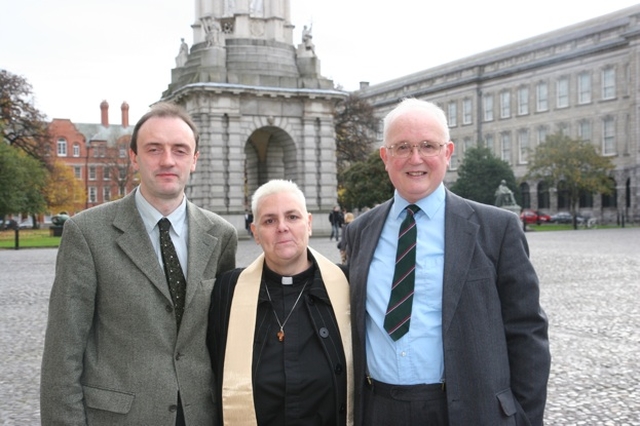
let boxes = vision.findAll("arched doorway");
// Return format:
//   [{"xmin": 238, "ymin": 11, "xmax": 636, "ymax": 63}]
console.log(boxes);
[{"xmin": 244, "ymin": 126, "xmax": 298, "ymax": 207}]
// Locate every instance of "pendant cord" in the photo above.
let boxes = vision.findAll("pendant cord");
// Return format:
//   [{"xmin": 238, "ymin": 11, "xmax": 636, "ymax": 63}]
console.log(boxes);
[{"xmin": 264, "ymin": 279, "xmax": 309, "ymax": 339}]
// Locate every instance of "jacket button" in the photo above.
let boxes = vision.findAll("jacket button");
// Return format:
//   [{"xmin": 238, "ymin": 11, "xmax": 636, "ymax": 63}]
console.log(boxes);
[
  {"xmin": 169, "ymin": 404, "xmax": 178, "ymax": 413},
  {"xmin": 335, "ymin": 363, "xmax": 343, "ymax": 374},
  {"xmin": 165, "ymin": 304, "xmax": 173, "ymax": 313},
  {"xmin": 319, "ymin": 327, "xmax": 329, "ymax": 338},
  {"xmin": 175, "ymin": 353, "xmax": 182, "ymax": 361}
]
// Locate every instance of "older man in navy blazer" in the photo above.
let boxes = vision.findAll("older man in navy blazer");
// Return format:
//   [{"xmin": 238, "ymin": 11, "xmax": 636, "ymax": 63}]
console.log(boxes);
[
  {"xmin": 343, "ymin": 98, "xmax": 550, "ymax": 426},
  {"xmin": 41, "ymin": 103, "xmax": 237, "ymax": 425}
]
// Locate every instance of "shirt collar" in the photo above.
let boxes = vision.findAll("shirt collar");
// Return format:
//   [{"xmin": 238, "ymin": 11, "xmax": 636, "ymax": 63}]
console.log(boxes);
[
  {"xmin": 135, "ymin": 188, "xmax": 188, "ymax": 237},
  {"xmin": 391, "ymin": 183, "xmax": 446, "ymax": 221}
]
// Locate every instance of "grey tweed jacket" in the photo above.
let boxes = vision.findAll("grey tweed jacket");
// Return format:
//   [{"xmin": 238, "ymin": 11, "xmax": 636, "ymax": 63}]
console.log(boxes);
[{"xmin": 40, "ymin": 190, "xmax": 237, "ymax": 425}]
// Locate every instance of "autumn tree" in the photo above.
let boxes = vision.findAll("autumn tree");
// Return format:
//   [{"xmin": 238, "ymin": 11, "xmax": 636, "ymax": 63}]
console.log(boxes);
[
  {"xmin": 450, "ymin": 146, "xmax": 519, "ymax": 206},
  {"xmin": 339, "ymin": 150, "xmax": 393, "ymax": 210},
  {"xmin": 334, "ymin": 94, "xmax": 379, "ymax": 180},
  {"xmin": 44, "ymin": 160, "xmax": 86, "ymax": 214},
  {"xmin": 0, "ymin": 69, "xmax": 51, "ymax": 164},
  {"xmin": 525, "ymin": 132, "xmax": 615, "ymax": 229}
]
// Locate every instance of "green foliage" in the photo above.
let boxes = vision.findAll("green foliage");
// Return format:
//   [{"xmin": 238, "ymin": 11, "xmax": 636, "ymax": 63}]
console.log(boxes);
[
  {"xmin": 525, "ymin": 132, "xmax": 615, "ymax": 221},
  {"xmin": 0, "ymin": 143, "xmax": 48, "ymax": 219},
  {"xmin": 339, "ymin": 150, "xmax": 394, "ymax": 210},
  {"xmin": 449, "ymin": 145, "xmax": 519, "ymax": 206}
]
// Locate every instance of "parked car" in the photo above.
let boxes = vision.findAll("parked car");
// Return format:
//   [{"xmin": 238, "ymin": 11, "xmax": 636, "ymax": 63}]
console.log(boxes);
[
  {"xmin": 550, "ymin": 212, "xmax": 585, "ymax": 224},
  {"xmin": 519, "ymin": 209, "xmax": 551, "ymax": 225},
  {"xmin": 0, "ymin": 219, "xmax": 18, "ymax": 230}
]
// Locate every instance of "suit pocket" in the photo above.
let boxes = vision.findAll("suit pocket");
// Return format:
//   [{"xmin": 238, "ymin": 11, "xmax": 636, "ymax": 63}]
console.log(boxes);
[
  {"xmin": 83, "ymin": 384, "xmax": 135, "ymax": 414},
  {"xmin": 496, "ymin": 387, "xmax": 517, "ymax": 416}
]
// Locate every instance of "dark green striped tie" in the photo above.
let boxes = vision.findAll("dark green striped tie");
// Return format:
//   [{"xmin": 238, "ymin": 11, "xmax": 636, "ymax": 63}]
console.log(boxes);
[
  {"xmin": 158, "ymin": 218, "xmax": 186, "ymax": 330},
  {"xmin": 384, "ymin": 204, "xmax": 420, "ymax": 341}
]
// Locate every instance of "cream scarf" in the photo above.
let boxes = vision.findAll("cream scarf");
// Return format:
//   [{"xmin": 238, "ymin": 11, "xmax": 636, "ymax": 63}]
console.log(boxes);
[{"xmin": 221, "ymin": 247, "xmax": 353, "ymax": 425}]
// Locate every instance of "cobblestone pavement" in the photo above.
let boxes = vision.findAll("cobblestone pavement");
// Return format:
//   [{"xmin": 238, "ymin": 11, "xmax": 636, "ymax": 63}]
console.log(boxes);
[{"xmin": 1, "ymin": 229, "xmax": 638, "ymax": 425}]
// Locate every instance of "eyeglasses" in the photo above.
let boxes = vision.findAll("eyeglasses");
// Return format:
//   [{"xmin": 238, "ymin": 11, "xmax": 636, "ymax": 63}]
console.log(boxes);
[{"xmin": 385, "ymin": 141, "xmax": 447, "ymax": 158}]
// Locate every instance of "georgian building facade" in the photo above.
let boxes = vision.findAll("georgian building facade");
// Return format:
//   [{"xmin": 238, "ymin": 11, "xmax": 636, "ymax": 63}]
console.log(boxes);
[
  {"xmin": 47, "ymin": 101, "xmax": 137, "ymax": 215},
  {"xmin": 358, "ymin": 5, "xmax": 640, "ymax": 224}
]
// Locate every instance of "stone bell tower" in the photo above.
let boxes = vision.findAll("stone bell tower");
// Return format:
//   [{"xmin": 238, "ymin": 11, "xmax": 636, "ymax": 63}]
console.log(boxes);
[{"xmin": 162, "ymin": 0, "xmax": 346, "ymax": 230}]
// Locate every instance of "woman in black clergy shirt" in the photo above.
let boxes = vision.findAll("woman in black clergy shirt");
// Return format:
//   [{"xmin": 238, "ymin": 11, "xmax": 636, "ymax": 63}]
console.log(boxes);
[{"xmin": 207, "ymin": 179, "xmax": 353, "ymax": 425}]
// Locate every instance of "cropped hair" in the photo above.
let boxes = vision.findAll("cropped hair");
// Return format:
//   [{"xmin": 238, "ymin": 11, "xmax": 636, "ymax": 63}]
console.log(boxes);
[
  {"xmin": 251, "ymin": 179, "xmax": 307, "ymax": 219},
  {"xmin": 382, "ymin": 98, "xmax": 451, "ymax": 145},
  {"xmin": 129, "ymin": 102, "xmax": 200, "ymax": 154}
]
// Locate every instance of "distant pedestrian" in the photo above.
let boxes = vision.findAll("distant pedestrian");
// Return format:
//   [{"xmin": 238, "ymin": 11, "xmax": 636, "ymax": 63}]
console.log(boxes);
[
  {"xmin": 245, "ymin": 209, "xmax": 254, "ymax": 238},
  {"xmin": 337, "ymin": 212, "xmax": 354, "ymax": 264},
  {"xmin": 329, "ymin": 205, "xmax": 344, "ymax": 241}
]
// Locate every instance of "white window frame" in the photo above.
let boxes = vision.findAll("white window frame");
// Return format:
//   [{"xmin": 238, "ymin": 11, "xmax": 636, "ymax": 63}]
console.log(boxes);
[
  {"xmin": 484, "ymin": 134, "xmax": 494, "ymax": 154},
  {"xmin": 602, "ymin": 68, "xmax": 616, "ymax": 100},
  {"xmin": 501, "ymin": 132, "xmax": 511, "ymax": 164},
  {"xmin": 483, "ymin": 94, "xmax": 494, "ymax": 121},
  {"xmin": 518, "ymin": 129, "xmax": 529, "ymax": 164},
  {"xmin": 57, "ymin": 138, "xmax": 67, "ymax": 157},
  {"xmin": 462, "ymin": 99, "xmax": 472, "ymax": 125},
  {"xmin": 578, "ymin": 120, "xmax": 591, "ymax": 142},
  {"xmin": 89, "ymin": 166, "xmax": 96, "ymax": 181},
  {"xmin": 517, "ymin": 87, "xmax": 529, "ymax": 115},
  {"xmin": 448, "ymin": 101, "xmax": 457, "ymax": 127},
  {"xmin": 89, "ymin": 187, "xmax": 97, "ymax": 203},
  {"xmin": 536, "ymin": 82, "xmax": 548, "ymax": 112},
  {"xmin": 578, "ymin": 72, "xmax": 591, "ymax": 104},
  {"xmin": 500, "ymin": 91, "xmax": 510, "ymax": 118},
  {"xmin": 557, "ymin": 77, "xmax": 569, "ymax": 108},
  {"xmin": 537, "ymin": 126, "xmax": 548, "ymax": 145},
  {"xmin": 602, "ymin": 117, "xmax": 615, "ymax": 155}
]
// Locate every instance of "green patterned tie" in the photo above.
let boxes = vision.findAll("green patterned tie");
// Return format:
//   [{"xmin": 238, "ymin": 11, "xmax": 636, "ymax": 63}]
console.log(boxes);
[
  {"xmin": 384, "ymin": 204, "xmax": 420, "ymax": 341},
  {"xmin": 158, "ymin": 218, "xmax": 186, "ymax": 329}
]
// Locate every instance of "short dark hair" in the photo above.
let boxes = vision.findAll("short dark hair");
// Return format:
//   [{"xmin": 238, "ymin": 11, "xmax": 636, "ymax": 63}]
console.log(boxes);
[{"xmin": 129, "ymin": 102, "xmax": 200, "ymax": 154}]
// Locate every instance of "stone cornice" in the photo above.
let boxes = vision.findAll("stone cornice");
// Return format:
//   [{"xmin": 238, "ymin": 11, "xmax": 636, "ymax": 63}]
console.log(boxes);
[{"xmin": 162, "ymin": 82, "xmax": 348, "ymax": 101}]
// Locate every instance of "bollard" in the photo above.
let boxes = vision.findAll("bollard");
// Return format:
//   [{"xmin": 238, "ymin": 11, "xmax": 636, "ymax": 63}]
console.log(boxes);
[{"xmin": 14, "ymin": 227, "xmax": 19, "ymax": 250}]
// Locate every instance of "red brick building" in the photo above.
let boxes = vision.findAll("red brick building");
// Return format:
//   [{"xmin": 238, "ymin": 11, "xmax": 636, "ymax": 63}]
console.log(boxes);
[{"xmin": 47, "ymin": 101, "xmax": 137, "ymax": 215}]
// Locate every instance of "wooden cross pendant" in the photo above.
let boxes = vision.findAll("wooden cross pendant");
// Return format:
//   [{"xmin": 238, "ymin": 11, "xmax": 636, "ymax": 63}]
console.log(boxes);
[{"xmin": 277, "ymin": 329, "xmax": 285, "ymax": 342}]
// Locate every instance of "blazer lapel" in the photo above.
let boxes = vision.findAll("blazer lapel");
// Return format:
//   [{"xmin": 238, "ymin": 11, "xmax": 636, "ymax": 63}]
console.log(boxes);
[
  {"xmin": 442, "ymin": 191, "xmax": 479, "ymax": 335},
  {"xmin": 184, "ymin": 202, "xmax": 218, "ymax": 307},
  {"xmin": 351, "ymin": 200, "xmax": 393, "ymax": 343},
  {"xmin": 113, "ymin": 192, "xmax": 171, "ymax": 301}
]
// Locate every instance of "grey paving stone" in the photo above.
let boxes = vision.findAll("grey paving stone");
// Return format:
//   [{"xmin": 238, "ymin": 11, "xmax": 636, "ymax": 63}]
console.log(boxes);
[{"xmin": 1, "ymin": 228, "xmax": 638, "ymax": 424}]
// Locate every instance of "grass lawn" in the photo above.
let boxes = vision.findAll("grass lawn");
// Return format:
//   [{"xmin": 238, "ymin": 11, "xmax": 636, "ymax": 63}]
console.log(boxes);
[{"xmin": 0, "ymin": 228, "xmax": 61, "ymax": 249}]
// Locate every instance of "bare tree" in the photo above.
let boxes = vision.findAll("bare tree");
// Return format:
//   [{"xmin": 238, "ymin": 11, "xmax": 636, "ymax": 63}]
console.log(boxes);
[
  {"xmin": 0, "ymin": 69, "xmax": 51, "ymax": 165},
  {"xmin": 334, "ymin": 94, "xmax": 379, "ymax": 178}
]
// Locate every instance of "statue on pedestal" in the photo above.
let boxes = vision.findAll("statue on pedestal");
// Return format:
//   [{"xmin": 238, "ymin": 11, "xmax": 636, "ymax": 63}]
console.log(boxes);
[
  {"xmin": 494, "ymin": 180, "xmax": 521, "ymax": 214},
  {"xmin": 302, "ymin": 24, "xmax": 315, "ymax": 55},
  {"xmin": 201, "ymin": 16, "xmax": 221, "ymax": 47},
  {"xmin": 175, "ymin": 38, "xmax": 189, "ymax": 67}
]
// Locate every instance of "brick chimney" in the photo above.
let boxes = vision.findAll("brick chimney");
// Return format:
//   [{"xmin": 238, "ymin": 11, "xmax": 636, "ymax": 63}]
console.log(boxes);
[
  {"xmin": 100, "ymin": 100, "xmax": 109, "ymax": 127},
  {"xmin": 121, "ymin": 102, "xmax": 129, "ymax": 127}
]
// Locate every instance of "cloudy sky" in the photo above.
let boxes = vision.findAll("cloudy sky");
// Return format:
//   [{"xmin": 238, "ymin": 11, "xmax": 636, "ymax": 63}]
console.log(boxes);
[{"xmin": 3, "ymin": 0, "xmax": 639, "ymax": 124}]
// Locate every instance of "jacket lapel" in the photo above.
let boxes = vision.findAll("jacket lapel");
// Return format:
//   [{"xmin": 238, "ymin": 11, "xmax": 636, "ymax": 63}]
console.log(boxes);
[
  {"xmin": 113, "ymin": 192, "xmax": 171, "ymax": 301},
  {"xmin": 184, "ymin": 202, "xmax": 218, "ymax": 307},
  {"xmin": 351, "ymin": 200, "xmax": 393, "ymax": 343},
  {"xmin": 442, "ymin": 191, "xmax": 479, "ymax": 335}
]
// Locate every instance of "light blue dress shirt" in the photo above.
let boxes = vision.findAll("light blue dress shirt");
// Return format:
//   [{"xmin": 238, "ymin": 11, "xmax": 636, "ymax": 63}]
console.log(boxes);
[
  {"xmin": 135, "ymin": 188, "xmax": 189, "ymax": 278},
  {"xmin": 366, "ymin": 183, "xmax": 446, "ymax": 385}
]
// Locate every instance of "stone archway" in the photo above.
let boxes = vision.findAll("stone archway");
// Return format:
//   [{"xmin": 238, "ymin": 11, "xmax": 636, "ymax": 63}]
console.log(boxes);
[{"xmin": 243, "ymin": 126, "xmax": 297, "ymax": 207}]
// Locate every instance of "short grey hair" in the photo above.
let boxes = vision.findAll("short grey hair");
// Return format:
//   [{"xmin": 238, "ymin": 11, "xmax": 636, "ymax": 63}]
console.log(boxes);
[
  {"xmin": 251, "ymin": 179, "xmax": 308, "ymax": 218},
  {"xmin": 382, "ymin": 98, "xmax": 451, "ymax": 145}
]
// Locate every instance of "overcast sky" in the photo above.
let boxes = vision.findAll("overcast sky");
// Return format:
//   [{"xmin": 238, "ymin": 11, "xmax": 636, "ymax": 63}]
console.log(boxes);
[{"xmin": 3, "ymin": 0, "xmax": 640, "ymax": 124}]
